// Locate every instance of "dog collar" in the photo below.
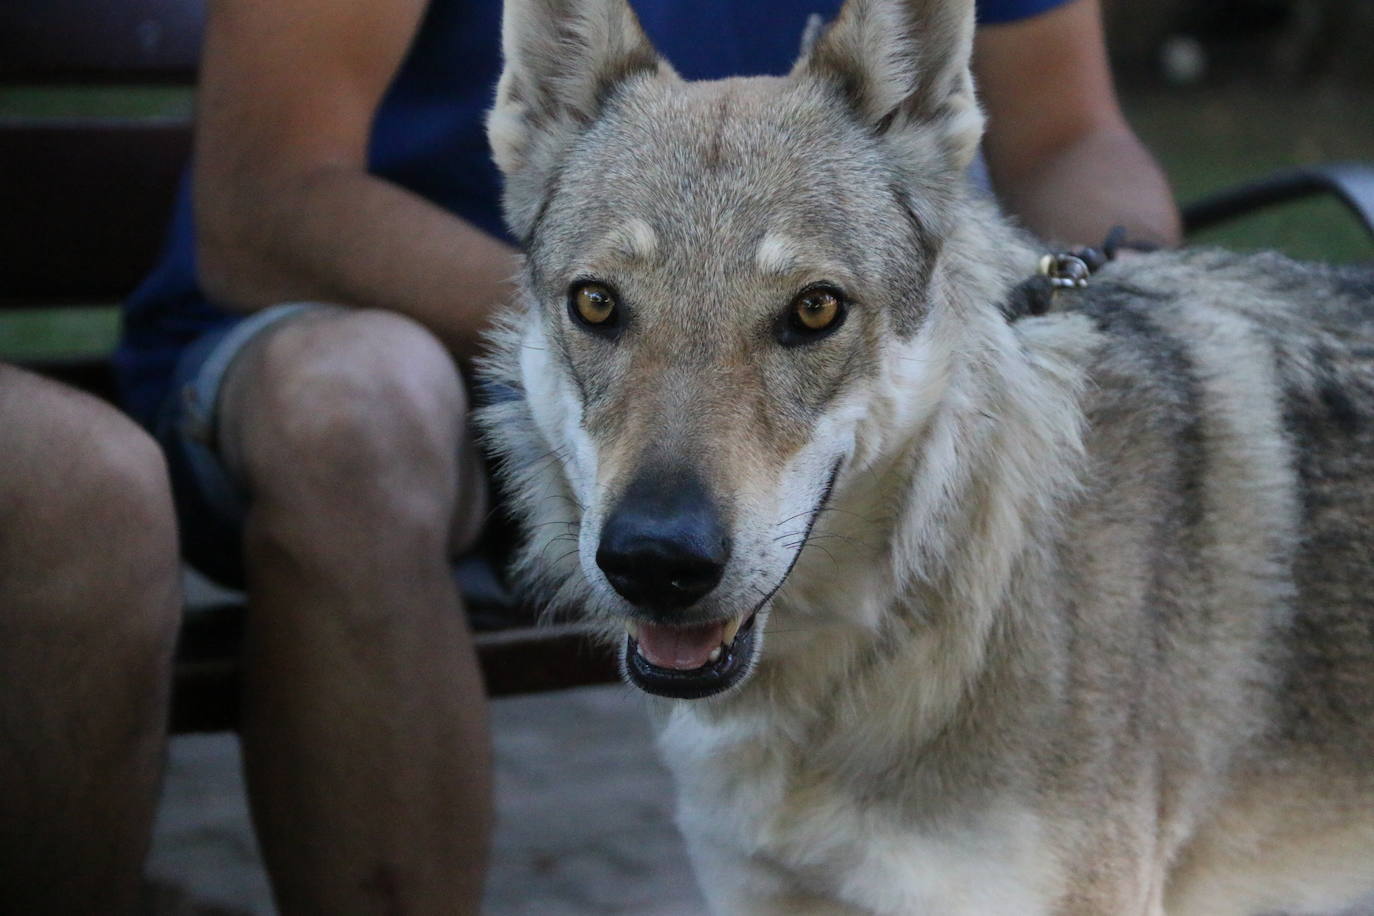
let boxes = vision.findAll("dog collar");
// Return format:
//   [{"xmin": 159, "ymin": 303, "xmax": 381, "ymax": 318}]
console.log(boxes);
[{"xmin": 1003, "ymin": 226, "xmax": 1158, "ymax": 320}]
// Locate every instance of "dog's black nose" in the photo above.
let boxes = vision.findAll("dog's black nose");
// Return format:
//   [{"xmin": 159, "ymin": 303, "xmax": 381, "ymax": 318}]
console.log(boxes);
[{"xmin": 596, "ymin": 469, "xmax": 731, "ymax": 612}]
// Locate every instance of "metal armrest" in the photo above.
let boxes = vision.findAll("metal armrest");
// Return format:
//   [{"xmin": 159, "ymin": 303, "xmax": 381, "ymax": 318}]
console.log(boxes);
[{"xmin": 1182, "ymin": 161, "xmax": 1374, "ymax": 240}]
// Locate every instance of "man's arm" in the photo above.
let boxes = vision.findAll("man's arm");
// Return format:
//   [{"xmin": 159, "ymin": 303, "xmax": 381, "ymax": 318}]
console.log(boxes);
[
  {"xmin": 973, "ymin": 0, "xmax": 1182, "ymax": 248},
  {"xmin": 194, "ymin": 0, "xmax": 516, "ymax": 362}
]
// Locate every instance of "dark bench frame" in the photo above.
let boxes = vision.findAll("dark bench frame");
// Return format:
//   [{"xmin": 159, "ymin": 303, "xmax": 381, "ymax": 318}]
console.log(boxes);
[{"xmin": 3, "ymin": 1, "xmax": 1372, "ymax": 734}]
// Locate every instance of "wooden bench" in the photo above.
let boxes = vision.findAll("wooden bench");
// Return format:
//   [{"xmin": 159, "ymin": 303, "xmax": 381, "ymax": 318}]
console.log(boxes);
[{"xmin": 3, "ymin": 0, "xmax": 1372, "ymax": 734}]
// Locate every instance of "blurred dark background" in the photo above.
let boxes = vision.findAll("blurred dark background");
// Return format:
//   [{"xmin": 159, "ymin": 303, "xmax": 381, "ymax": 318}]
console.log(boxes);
[{"xmin": 1104, "ymin": 0, "xmax": 1374, "ymax": 262}]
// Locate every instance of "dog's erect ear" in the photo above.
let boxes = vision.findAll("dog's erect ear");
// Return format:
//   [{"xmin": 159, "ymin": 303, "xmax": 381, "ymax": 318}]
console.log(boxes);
[
  {"xmin": 793, "ymin": 0, "xmax": 983, "ymax": 169},
  {"xmin": 487, "ymin": 0, "xmax": 675, "ymax": 237}
]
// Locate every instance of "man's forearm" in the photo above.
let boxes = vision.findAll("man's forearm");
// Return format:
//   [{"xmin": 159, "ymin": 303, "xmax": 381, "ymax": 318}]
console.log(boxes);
[
  {"xmin": 988, "ymin": 124, "xmax": 1182, "ymax": 250},
  {"xmin": 973, "ymin": 0, "xmax": 1181, "ymax": 251},
  {"xmin": 198, "ymin": 166, "xmax": 518, "ymax": 364}
]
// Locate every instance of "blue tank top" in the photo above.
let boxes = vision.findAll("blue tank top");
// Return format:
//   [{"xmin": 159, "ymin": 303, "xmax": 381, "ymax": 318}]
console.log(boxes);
[{"xmin": 116, "ymin": 0, "xmax": 1067, "ymax": 424}]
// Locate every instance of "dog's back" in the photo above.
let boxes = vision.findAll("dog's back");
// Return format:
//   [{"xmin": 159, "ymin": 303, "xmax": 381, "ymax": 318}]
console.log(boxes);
[{"xmin": 1049, "ymin": 251, "xmax": 1374, "ymax": 914}]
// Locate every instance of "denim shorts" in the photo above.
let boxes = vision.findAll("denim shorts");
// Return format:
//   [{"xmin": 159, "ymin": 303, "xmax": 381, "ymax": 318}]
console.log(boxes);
[
  {"xmin": 154, "ymin": 302, "xmax": 320, "ymax": 588},
  {"xmin": 152, "ymin": 303, "xmax": 518, "ymax": 616}
]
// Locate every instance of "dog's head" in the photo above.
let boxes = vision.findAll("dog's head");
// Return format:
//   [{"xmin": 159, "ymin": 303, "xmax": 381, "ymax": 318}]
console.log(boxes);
[{"xmin": 482, "ymin": 0, "xmax": 996, "ymax": 700}]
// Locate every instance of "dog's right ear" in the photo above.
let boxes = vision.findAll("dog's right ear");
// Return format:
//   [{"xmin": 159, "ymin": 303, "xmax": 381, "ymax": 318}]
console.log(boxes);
[
  {"xmin": 793, "ymin": 0, "xmax": 983, "ymax": 171},
  {"xmin": 487, "ymin": 0, "xmax": 675, "ymax": 239}
]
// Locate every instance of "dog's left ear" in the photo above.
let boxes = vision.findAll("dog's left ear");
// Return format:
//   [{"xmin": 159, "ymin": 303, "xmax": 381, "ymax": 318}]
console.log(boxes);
[
  {"xmin": 793, "ymin": 0, "xmax": 983, "ymax": 170},
  {"xmin": 487, "ymin": 0, "xmax": 677, "ymax": 239}
]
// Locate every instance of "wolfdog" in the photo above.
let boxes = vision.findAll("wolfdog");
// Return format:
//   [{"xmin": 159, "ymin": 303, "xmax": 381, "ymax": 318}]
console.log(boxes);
[{"xmin": 476, "ymin": 0, "xmax": 1374, "ymax": 911}]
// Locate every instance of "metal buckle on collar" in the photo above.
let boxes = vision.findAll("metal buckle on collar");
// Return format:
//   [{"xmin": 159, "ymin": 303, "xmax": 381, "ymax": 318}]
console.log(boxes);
[{"xmin": 1038, "ymin": 253, "xmax": 1092, "ymax": 289}]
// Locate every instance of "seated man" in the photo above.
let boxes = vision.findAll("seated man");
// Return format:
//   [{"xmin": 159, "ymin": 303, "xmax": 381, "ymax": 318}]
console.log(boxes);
[
  {"xmin": 0, "ymin": 366, "xmax": 181, "ymax": 913},
  {"xmin": 114, "ymin": 0, "xmax": 1179, "ymax": 910}
]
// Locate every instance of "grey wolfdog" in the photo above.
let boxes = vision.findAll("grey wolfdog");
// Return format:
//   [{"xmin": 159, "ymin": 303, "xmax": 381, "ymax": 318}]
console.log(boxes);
[{"xmin": 475, "ymin": 0, "xmax": 1374, "ymax": 911}]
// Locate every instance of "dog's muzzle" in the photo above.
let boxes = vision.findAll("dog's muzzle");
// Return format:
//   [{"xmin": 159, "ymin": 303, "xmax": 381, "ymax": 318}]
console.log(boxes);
[
  {"xmin": 596, "ymin": 466, "xmax": 755, "ymax": 698},
  {"xmin": 603, "ymin": 459, "xmax": 842, "ymax": 701},
  {"xmin": 596, "ymin": 468, "xmax": 730, "ymax": 611}
]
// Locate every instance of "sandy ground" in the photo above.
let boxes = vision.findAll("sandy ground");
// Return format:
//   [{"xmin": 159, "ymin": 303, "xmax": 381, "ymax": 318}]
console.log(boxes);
[{"xmin": 147, "ymin": 685, "xmax": 707, "ymax": 915}]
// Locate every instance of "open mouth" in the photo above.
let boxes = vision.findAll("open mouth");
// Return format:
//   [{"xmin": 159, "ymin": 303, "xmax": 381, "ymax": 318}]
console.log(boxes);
[
  {"xmin": 622, "ymin": 611, "xmax": 760, "ymax": 700},
  {"xmin": 618, "ymin": 459, "xmax": 843, "ymax": 700}
]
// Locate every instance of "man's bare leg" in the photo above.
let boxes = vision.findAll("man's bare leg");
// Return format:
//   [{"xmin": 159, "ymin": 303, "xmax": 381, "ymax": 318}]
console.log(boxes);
[
  {"xmin": 217, "ymin": 309, "xmax": 491, "ymax": 913},
  {"xmin": 0, "ymin": 366, "xmax": 181, "ymax": 913}
]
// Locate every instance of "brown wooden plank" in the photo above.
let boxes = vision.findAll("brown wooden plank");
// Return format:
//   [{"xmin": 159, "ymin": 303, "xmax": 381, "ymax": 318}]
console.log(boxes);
[
  {"xmin": 0, "ymin": 0, "xmax": 203, "ymax": 84},
  {"xmin": 169, "ymin": 608, "xmax": 621, "ymax": 734},
  {"xmin": 169, "ymin": 658, "xmax": 242, "ymax": 735},
  {"xmin": 476, "ymin": 624, "xmax": 622, "ymax": 697},
  {"xmin": 0, "ymin": 120, "xmax": 191, "ymax": 305}
]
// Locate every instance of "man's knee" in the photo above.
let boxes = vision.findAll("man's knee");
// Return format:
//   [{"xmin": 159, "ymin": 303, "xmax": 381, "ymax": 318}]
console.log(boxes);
[
  {"xmin": 0, "ymin": 371, "xmax": 179, "ymax": 640},
  {"xmin": 3, "ymin": 370, "xmax": 176, "ymax": 548},
  {"xmin": 224, "ymin": 308, "xmax": 470, "ymax": 516}
]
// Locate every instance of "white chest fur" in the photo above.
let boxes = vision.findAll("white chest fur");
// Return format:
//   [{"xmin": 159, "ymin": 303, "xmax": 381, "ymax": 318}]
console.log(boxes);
[{"xmin": 653, "ymin": 702, "xmax": 1061, "ymax": 915}]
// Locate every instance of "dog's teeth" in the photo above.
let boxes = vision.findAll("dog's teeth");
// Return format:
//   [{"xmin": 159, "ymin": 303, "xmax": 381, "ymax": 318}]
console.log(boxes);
[
  {"xmin": 708, "ymin": 645, "xmax": 723, "ymax": 663},
  {"xmin": 625, "ymin": 620, "xmax": 640, "ymax": 640},
  {"xmin": 722, "ymin": 615, "xmax": 745, "ymax": 646}
]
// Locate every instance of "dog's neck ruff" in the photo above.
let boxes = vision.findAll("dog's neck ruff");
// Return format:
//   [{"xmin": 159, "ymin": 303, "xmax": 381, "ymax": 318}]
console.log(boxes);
[{"xmin": 709, "ymin": 263, "xmax": 1092, "ymax": 740}]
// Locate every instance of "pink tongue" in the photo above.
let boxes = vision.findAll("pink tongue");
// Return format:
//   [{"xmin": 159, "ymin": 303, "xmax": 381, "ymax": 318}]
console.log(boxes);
[{"xmin": 635, "ymin": 620, "xmax": 726, "ymax": 671}]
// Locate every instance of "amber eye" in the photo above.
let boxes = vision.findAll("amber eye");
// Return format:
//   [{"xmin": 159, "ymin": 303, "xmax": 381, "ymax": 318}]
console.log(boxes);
[
  {"xmin": 793, "ymin": 289, "xmax": 841, "ymax": 330},
  {"xmin": 777, "ymin": 285, "xmax": 847, "ymax": 345},
  {"xmin": 569, "ymin": 281, "xmax": 619, "ymax": 329}
]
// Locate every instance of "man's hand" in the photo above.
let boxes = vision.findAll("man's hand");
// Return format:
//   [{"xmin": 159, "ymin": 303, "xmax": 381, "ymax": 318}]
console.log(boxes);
[
  {"xmin": 974, "ymin": 0, "xmax": 1182, "ymax": 249},
  {"xmin": 195, "ymin": 0, "xmax": 517, "ymax": 362}
]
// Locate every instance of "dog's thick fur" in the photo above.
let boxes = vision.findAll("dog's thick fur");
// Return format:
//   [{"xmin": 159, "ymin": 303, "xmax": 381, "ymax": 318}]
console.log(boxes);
[{"xmin": 476, "ymin": 0, "xmax": 1374, "ymax": 911}]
